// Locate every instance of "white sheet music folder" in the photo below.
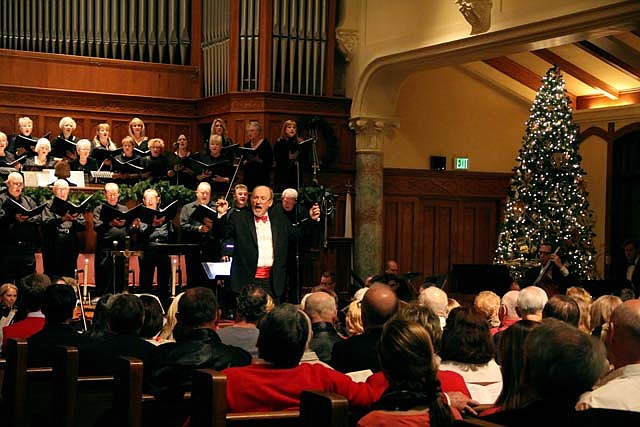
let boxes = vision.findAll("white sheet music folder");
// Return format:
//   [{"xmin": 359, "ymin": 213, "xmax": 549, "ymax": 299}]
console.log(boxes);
[{"xmin": 202, "ymin": 259, "xmax": 232, "ymax": 279}]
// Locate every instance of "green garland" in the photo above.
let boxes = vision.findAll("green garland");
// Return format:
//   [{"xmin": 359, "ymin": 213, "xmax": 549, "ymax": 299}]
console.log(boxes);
[{"xmin": 21, "ymin": 180, "xmax": 196, "ymax": 211}]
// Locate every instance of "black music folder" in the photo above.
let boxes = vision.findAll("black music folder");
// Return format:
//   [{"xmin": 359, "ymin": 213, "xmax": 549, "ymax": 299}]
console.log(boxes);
[
  {"xmin": 92, "ymin": 148, "xmax": 123, "ymax": 163},
  {"xmin": 50, "ymin": 194, "xmax": 94, "ymax": 216},
  {"xmin": 138, "ymin": 200, "xmax": 179, "ymax": 224},
  {"xmin": 190, "ymin": 203, "xmax": 218, "ymax": 224},
  {"xmin": 0, "ymin": 155, "xmax": 27, "ymax": 167},
  {"xmin": 186, "ymin": 157, "xmax": 231, "ymax": 172},
  {"xmin": 4, "ymin": 199, "xmax": 47, "ymax": 217},
  {"xmin": 98, "ymin": 203, "xmax": 143, "ymax": 224},
  {"xmin": 133, "ymin": 147, "xmax": 151, "ymax": 156},
  {"xmin": 112, "ymin": 157, "xmax": 144, "ymax": 173},
  {"xmin": 13, "ymin": 134, "xmax": 38, "ymax": 152}
]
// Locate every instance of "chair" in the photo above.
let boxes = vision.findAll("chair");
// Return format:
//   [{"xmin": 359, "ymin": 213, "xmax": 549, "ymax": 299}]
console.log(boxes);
[
  {"xmin": 3, "ymin": 338, "xmax": 56, "ymax": 427},
  {"xmin": 190, "ymin": 369, "xmax": 349, "ymax": 427}
]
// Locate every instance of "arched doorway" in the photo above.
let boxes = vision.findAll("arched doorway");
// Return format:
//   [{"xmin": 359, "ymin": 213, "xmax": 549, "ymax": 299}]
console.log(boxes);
[{"xmin": 611, "ymin": 129, "xmax": 640, "ymax": 258}]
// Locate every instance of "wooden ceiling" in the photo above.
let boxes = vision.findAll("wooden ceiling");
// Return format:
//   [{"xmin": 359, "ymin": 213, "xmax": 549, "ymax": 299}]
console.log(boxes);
[{"xmin": 463, "ymin": 31, "xmax": 640, "ymax": 111}]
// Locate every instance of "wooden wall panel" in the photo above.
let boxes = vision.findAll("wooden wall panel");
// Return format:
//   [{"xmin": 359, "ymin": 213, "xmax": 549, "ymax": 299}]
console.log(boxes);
[{"xmin": 384, "ymin": 170, "xmax": 510, "ymax": 279}]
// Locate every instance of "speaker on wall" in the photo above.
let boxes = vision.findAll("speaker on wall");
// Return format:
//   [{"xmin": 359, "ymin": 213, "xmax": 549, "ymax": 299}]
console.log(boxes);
[{"xmin": 430, "ymin": 156, "xmax": 446, "ymax": 171}]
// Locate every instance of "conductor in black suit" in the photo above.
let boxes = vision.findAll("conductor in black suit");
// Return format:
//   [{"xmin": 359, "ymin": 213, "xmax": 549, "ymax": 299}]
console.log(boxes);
[{"xmin": 221, "ymin": 185, "xmax": 320, "ymax": 301}]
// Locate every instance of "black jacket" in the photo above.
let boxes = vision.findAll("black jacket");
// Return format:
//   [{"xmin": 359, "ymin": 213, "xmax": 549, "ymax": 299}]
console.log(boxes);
[{"xmin": 150, "ymin": 327, "xmax": 251, "ymax": 398}]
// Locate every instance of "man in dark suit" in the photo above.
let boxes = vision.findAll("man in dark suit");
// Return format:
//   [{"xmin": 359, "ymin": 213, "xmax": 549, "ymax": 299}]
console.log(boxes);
[
  {"xmin": 611, "ymin": 239, "xmax": 640, "ymax": 292},
  {"xmin": 330, "ymin": 283, "xmax": 399, "ymax": 373},
  {"xmin": 221, "ymin": 185, "xmax": 320, "ymax": 301},
  {"xmin": 522, "ymin": 242, "xmax": 571, "ymax": 293}
]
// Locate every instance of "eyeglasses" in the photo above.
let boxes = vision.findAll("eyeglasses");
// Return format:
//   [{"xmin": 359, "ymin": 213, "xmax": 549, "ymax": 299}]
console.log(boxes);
[{"xmin": 538, "ymin": 251, "xmax": 552, "ymax": 255}]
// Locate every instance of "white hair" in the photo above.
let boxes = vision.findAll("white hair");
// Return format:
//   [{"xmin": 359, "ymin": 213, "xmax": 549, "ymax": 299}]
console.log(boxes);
[
  {"xmin": 282, "ymin": 188, "xmax": 298, "ymax": 199},
  {"xmin": 418, "ymin": 286, "xmax": 448, "ymax": 317},
  {"xmin": 517, "ymin": 286, "xmax": 549, "ymax": 315}
]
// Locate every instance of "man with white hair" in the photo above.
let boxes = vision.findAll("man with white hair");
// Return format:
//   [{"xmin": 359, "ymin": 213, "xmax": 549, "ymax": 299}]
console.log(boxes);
[
  {"xmin": 418, "ymin": 285, "xmax": 449, "ymax": 328},
  {"xmin": 42, "ymin": 179, "xmax": 86, "ymax": 278},
  {"xmin": 304, "ymin": 291, "xmax": 343, "ymax": 364},
  {"xmin": 516, "ymin": 286, "xmax": 548, "ymax": 322},
  {"xmin": 498, "ymin": 290, "xmax": 521, "ymax": 331},
  {"xmin": 0, "ymin": 172, "xmax": 41, "ymax": 283}
]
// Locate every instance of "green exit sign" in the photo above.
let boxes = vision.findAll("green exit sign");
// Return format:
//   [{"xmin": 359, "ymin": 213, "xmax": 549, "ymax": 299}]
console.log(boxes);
[{"xmin": 455, "ymin": 157, "xmax": 469, "ymax": 170}]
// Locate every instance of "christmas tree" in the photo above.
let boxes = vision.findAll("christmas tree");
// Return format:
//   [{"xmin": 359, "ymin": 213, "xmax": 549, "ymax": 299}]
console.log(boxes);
[{"xmin": 495, "ymin": 66, "xmax": 597, "ymax": 281}]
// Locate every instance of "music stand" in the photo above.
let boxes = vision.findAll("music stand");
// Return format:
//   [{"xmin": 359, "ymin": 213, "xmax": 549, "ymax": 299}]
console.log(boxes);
[
  {"xmin": 202, "ymin": 260, "xmax": 232, "ymax": 301},
  {"xmin": 150, "ymin": 243, "xmax": 200, "ymax": 296},
  {"xmin": 111, "ymin": 249, "xmax": 144, "ymax": 294}
]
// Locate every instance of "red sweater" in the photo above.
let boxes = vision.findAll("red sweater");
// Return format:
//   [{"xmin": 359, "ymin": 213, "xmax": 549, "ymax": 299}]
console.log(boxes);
[
  {"xmin": 222, "ymin": 363, "xmax": 387, "ymax": 412},
  {"xmin": 2, "ymin": 315, "xmax": 46, "ymax": 348}
]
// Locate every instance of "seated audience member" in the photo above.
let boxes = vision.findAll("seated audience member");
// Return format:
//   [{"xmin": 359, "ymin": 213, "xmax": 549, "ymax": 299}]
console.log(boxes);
[
  {"xmin": 577, "ymin": 299, "xmax": 640, "ymax": 412},
  {"xmin": 566, "ymin": 286, "xmax": 593, "ymax": 334},
  {"xmin": 345, "ymin": 299, "xmax": 364, "ymax": 336},
  {"xmin": 222, "ymin": 303, "xmax": 387, "ymax": 412},
  {"xmin": 516, "ymin": 285, "xmax": 548, "ymax": 322},
  {"xmin": 485, "ymin": 318, "xmax": 607, "ymax": 427},
  {"xmin": 357, "ymin": 319, "xmax": 459, "ymax": 427},
  {"xmin": 138, "ymin": 294, "xmax": 166, "ymax": 345},
  {"xmin": 80, "ymin": 293, "xmax": 156, "ymax": 375},
  {"xmin": 542, "ymin": 294, "xmax": 580, "ymax": 327},
  {"xmin": 396, "ymin": 303, "xmax": 478, "ymax": 414},
  {"xmin": 371, "ymin": 272, "xmax": 413, "ymax": 302},
  {"xmin": 86, "ymin": 293, "xmax": 115, "ymax": 338},
  {"xmin": 150, "ymin": 287, "xmax": 251, "ymax": 398},
  {"xmin": 418, "ymin": 286, "xmax": 448, "ymax": 328},
  {"xmin": 218, "ymin": 284, "xmax": 268, "ymax": 358},
  {"xmin": 447, "ymin": 298, "xmax": 460, "ymax": 315},
  {"xmin": 331, "ymin": 283, "xmax": 399, "ymax": 373},
  {"xmin": 2, "ymin": 273, "xmax": 50, "ymax": 352},
  {"xmin": 481, "ymin": 320, "xmax": 540, "ymax": 416},
  {"xmin": 303, "ymin": 291, "xmax": 344, "ymax": 364},
  {"xmin": 28, "ymin": 284, "xmax": 89, "ymax": 366},
  {"xmin": 439, "ymin": 307, "xmax": 502, "ymax": 405},
  {"xmin": 589, "ymin": 294, "xmax": 622, "ymax": 339},
  {"xmin": 0, "ymin": 283, "xmax": 18, "ymax": 337},
  {"xmin": 496, "ymin": 290, "xmax": 521, "ymax": 333},
  {"xmin": 474, "ymin": 290, "xmax": 501, "ymax": 333}
]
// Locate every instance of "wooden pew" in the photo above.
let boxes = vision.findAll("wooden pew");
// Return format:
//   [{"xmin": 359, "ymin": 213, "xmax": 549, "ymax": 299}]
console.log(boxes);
[{"xmin": 190, "ymin": 369, "xmax": 349, "ymax": 427}]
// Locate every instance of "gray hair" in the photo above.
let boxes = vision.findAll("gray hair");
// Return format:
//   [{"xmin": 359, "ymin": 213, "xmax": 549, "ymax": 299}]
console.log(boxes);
[
  {"xmin": 517, "ymin": 286, "xmax": 548, "ymax": 315},
  {"xmin": 418, "ymin": 286, "xmax": 448, "ymax": 317}
]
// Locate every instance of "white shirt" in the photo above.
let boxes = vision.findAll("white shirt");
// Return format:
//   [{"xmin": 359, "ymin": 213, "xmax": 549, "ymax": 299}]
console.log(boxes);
[
  {"xmin": 578, "ymin": 363, "xmax": 640, "ymax": 412},
  {"xmin": 438, "ymin": 359, "xmax": 503, "ymax": 404},
  {"xmin": 255, "ymin": 216, "xmax": 274, "ymax": 268}
]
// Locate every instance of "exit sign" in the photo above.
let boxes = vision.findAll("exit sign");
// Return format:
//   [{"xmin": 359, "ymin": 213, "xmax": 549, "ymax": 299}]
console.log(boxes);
[{"xmin": 455, "ymin": 157, "xmax": 469, "ymax": 170}]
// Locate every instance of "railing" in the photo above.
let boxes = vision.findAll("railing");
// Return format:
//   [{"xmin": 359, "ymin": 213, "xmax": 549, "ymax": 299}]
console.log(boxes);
[{"xmin": 0, "ymin": 0, "xmax": 191, "ymax": 65}]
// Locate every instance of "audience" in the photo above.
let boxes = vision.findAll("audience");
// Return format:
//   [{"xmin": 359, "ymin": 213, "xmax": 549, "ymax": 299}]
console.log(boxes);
[
  {"xmin": 222, "ymin": 303, "xmax": 387, "ymax": 412},
  {"xmin": 85, "ymin": 293, "xmax": 115, "ymax": 338},
  {"xmin": 516, "ymin": 286, "xmax": 548, "ymax": 322},
  {"xmin": 418, "ymin": 286, "xmax": 448, "ymax": 328},
  {"xmin": 566, "ymin": 286, "xmax": 593, "ymax": 334},
  {"xmin": 150, "ymin": 287, "xmax": 251, "ymax": 398},
  {"xmin": 484, "ymin": 318, "xmax": 607, "ymax": 427},
  {"xmin": 2, "ymin": 273, "xmax": 50, "ymax": 352},
  {"xmin": 331, "ymin": 283, "xmax": 399, "ymax": 373},
  {"xmin": 218, "ymin": 284, "xmax": 268, "ymax": 358},
  {"xmin": 80, "ymin": 293, "xmax": 155, "ymax": 375},
  {"xmin": 496, "ymin": 290, "xmax": 520, "ymax": 333},
  {"xmin": 357, "ymin": 319, "xmax": 458, "ymax": 427},
  {"xmin": 439, "ymin": 306, "xmax": 502, "ymax": 404},
  {"xmin": 577, "ymin": 299, "xmax": 640, "ymax": 412},
  {"xmin": 28, "ymin": 283, "xmax": 89, "ymax": 366},
  {"xmin": 138, "ymin": 294, "xmax": 166, "ymax": 345},
  {"xmin": 589, "ymin": 294, "xmax": 622, "ymax": 339},
  {"xmin": 303, "ymin": 291, "xmax": 344, "ymax": 364},
  {"xmin": 0, "ymin": 283, "xmax": 18, "ymax": 348},
  {"xmin": 345, "ymin": 299, "xmax": 364, "ymax": 336},
  {"xmin": 158, "ymin": 292, "xmax": 183, "ymax": 342},
  {"xmin": 543, "ymin": 294, "xmax": 580, "ymax": 327},
  {"xmin": 474, "ymin": 290, "xmax": 501, "ymax": 333}
]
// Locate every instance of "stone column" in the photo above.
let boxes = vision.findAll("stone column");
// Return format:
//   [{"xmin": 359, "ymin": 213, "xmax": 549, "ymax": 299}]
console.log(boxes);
[{"xmin": 349, "ymin": 117, "xmax": 393, "ymax": 278}]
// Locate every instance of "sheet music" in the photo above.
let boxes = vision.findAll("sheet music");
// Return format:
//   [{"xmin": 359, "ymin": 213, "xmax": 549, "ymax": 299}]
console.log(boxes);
[{"xmin": 202, "ymin": 259, "xmax": 232, "ymax": 279}]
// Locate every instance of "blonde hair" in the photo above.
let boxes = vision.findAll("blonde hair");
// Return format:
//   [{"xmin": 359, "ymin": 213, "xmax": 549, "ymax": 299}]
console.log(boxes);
[
  {"xmin": 346, "ymin": 300, "xmax": 364, "ymax": 336},
  {"xmin": 279, "ymin": 119, "xmax": 298, "ymax": 139},
  {"xmin": 58, "ymin": 116, "xmax": 77, "ymax": 131},
  {"xmin": 210, "ymin": 118, "xmax": 228, "ymax": 136},
  {"xmin": 0, "ymin": 283, "xmax": 18, "ymax": 300},
  {"xmin": 18, "ymin": 116, "xmax": 33, "ymax": 129},
  {"xmin": 128, "ymin": 117, "xmax": 146, "ymax": 138},
  {"xmin": 474, "ymin": 291, "xmax": 501, "ymax": 328},
  {"xmin": 566, "ymin": 286, "xmax": 592, "ymax": 334},
  {"xmin": 589, "ymin": 295, "xmax": 622, "ymax": 332}
]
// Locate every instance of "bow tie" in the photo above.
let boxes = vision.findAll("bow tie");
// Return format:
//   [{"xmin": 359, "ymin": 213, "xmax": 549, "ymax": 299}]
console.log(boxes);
[{"xmin": 255, "ymin": 215, "xmax": 268, "ymax": 223}]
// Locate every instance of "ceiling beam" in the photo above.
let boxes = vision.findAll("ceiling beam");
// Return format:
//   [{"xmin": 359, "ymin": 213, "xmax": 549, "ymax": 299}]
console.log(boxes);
[
  {"xmin": 484, "ymin": 56, "xmax": 577, "ymax": 106},
  {"xmin": 532, "ymin": 49, "xmax": 619, "ymax": 99},
  {"xmin": 577, "ymin": 39, "xmax": 640, "ymax": 80},
  {"xmin": 577, "ymin": 88, "xmax": 640, "ymax": 110}
]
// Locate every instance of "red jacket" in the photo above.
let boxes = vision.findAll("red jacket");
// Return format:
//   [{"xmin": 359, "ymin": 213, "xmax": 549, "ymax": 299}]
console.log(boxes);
[{"xmin": 3, "ymin": 314, "xmax": 46, "ymax": 348}]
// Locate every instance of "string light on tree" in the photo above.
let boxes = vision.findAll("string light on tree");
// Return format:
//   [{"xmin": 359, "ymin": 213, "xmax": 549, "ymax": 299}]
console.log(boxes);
[{"xmin": 494, "ymin": 66, "xmax": 597, "ymax": 279}]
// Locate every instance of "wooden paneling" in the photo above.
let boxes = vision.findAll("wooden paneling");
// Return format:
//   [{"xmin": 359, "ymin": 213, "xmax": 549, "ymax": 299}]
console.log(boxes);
[
  {"xmin": 384, "ymin": 169, "xmax": 510, "ymax": 278},
  {"xmin": 0, "ymin": 49, "xmax": 200, "ymax": 99}
]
